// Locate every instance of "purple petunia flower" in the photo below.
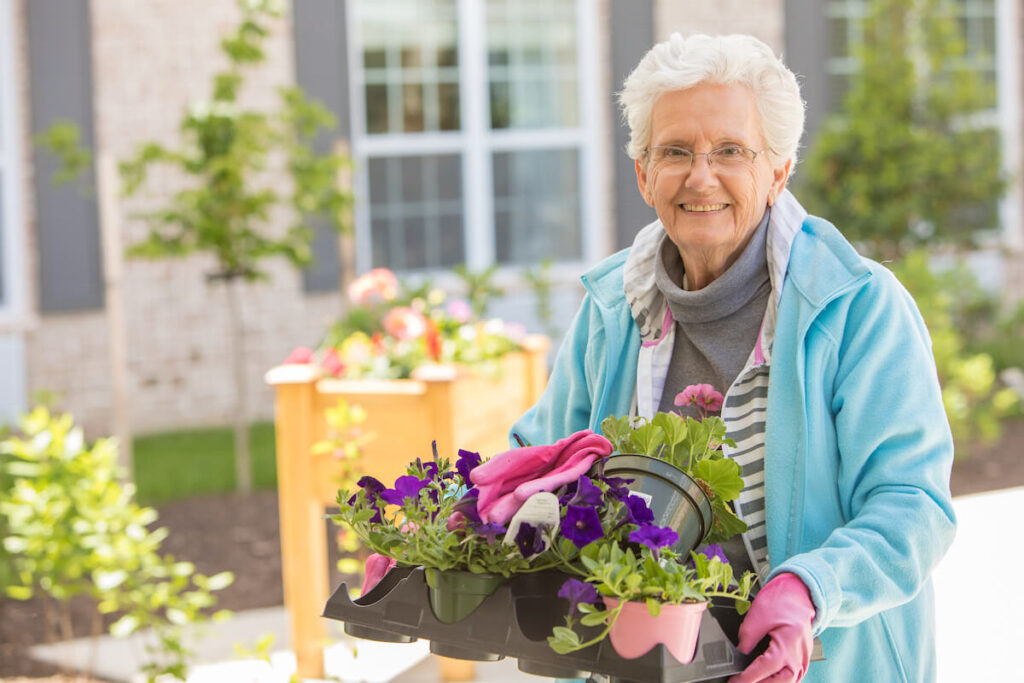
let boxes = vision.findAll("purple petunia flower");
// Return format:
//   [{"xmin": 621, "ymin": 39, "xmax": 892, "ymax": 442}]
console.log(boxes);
[
  {"xmin": 475, "ymin": 522, "xmax": 507, "ymax": 545},
  {"xmin": 566, "ymin": 476, "xmax": 604, "ymax": 508},
  {"xmin": 558, "ymin": 578, "xmax": 599, "ymax": 619},
  {"xmin": 348, "ymin": 475, "xmax": 387, "ymax": 522},
  {"xmin": 514, "ymin": 522, "xmax": 548, "ymax": 558},
  {"xmin": 456, "ymin": 449, "xmax": 482, "ymax": 483},
  {"xmin": 624, "ymin": 494, "xmax": 655, "ymax": 525},
  {"xmin": 414, "ymin": 458, "xmax": 439, "ymax": 481},
  {"xmin": 561, "ymin": 505, "xmax": 605, "ymax": 549},
  {"xmin": 379, "ymin": 475, "xmax": 432, "ymax": 505},
  {"xmin": 599, "ymin": 475, "xmax": 634, "ymax": 502},
  {"xmin": 452, "ymin": 487, "xmax": 483, "ymax": 524},
  {"xmin": 629, "ymin": 524, "xmax": 679, "ymax": 559},
  {"xmin": 698, "ymin": 543, "xmax": 729, "ymax": 565}
]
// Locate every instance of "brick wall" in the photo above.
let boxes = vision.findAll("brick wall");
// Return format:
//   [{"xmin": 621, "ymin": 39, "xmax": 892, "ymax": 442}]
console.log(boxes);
[
  {"xmin": 25, "ymin": 0, "xmax": 341, "ymax": 436},
  {"xmin": 653, "ymin": 0, "xmax": 783, "ymax": 53}
]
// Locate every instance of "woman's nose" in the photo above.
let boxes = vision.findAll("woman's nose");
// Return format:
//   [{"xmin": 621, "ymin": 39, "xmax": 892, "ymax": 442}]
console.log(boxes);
[{"xmin": 683, "ymin": 154, "xmax": 718, "ymax": 190}]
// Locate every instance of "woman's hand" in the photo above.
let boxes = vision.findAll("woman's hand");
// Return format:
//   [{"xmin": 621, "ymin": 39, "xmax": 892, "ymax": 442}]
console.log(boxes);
[{"xmin": 729, "ymin": 573, "xmax": 815, "ymax": 683}]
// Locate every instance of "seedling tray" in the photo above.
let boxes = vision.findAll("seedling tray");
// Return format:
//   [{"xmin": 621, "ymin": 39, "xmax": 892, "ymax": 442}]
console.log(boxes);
[{"xmin": 323, "ymin": 567, "xmax": 822, "ymax": 682}]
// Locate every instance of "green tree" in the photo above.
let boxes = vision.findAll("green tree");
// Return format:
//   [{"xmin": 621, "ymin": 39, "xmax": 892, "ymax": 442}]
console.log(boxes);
[
  {"xmin": 1, "ymin": 407, "xmax": 233, "ymax": 680},
  {"xmin": 120, "ymin": 0, "xmax": 352, "ymax": 492},
  {"xmin": 797, "ymin": 0, "xmax": 1005, "ymax": 261}
]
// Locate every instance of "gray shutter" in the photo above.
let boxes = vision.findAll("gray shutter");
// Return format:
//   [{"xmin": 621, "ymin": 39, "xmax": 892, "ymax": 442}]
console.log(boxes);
[
  {"xmin": 294, "ymin": 0, "xmax": 351, "ymax": 292},
  {"xmin": 610, "ymin": 0, "xmax": 656, "ymax": 250},
  {"xmin": 26, "ymin": 0, "xmax": 103, "ymax": 312},
  {"xmin": 784, "ymin": 0, "xmax": 830, "ymax": 149}
]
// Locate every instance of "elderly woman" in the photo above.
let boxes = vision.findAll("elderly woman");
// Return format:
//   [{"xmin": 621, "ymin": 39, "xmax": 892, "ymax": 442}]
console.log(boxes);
[{"xmin": 512, "ymin": 34, "xmax": 955, "ymax": 683}]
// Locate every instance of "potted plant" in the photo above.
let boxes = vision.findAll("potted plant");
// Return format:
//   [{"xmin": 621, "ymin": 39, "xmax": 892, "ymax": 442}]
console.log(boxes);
[
  {"xmin": 549, "ymin": 542, "xmax": 755, "ymax": 662},
  {"xmin": 600, "ymin": 384, "xmax": 748, "ymax": 546},
  {"xmin": 334, "ymin": 432, "xmax": 617, "ymax": 625},
  {"xmin": 540, "ymin": 384, "xmax": 758, "ymax": 662}
]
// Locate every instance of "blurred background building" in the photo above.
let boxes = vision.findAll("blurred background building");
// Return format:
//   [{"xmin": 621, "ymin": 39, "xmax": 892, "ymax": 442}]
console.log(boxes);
[{"xmin": 0, "ymin": 0, "xmax": 1020, "ymax": 436}]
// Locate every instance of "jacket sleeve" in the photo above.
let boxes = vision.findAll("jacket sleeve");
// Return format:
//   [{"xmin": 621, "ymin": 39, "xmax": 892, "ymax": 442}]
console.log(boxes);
[
  {"xmin": 770, "ymin": 264, "xmax": 957, "ymax": 634},
  {"xmin": 510, "ymin": 293, "xmax": 606, "ymax": 448}
]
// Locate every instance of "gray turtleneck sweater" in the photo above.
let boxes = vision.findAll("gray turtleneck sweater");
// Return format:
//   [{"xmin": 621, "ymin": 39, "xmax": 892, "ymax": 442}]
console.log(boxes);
[{"xmin": 655, "ymin": 210, "xmax": 771, "ymax": 416}]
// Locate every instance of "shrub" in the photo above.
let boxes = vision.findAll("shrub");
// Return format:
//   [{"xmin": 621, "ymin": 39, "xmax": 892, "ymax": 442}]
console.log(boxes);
[
  {"xmin": 0, "ymin": 407, "xmax": 233, "ymax": 681},
  {"xmin": 890, "ymin": 252, "xmax": 1020, "ymax": 452}
]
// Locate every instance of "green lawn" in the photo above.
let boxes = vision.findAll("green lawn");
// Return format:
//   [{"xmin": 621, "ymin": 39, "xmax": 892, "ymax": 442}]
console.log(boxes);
[{"xmin": 132, "ymin": 422, "xmax": 277, "ymax": 505}]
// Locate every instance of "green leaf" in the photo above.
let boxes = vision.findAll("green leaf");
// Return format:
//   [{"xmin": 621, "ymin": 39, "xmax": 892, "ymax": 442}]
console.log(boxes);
[
  {"xmin": 4, "ymin": 585, "xmax": 33, "ymax": 600},
  {"xmin": 692, "ymin": 458, "xmax": 744, "ymax": 501},
  {"xmin": 93, "ymin": 570, "xmax": 128, "ymax": 592},
  {"xmin": 205, "ymin": 571, "xmax": 234, "ymax": 591},
  {"xmin": 580, "ymin": 611, "xmax": 609, "ymax": 627},
  {"xmin": 705, "ymin": 497, "xmax": 748, "ymax": 545},
  {"xmin": 110, "ymin": 614, "xmax": 140, "ymax": 637}
]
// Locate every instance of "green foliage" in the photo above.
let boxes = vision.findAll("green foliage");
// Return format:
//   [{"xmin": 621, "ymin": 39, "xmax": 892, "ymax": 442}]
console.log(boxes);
[
  {"xmin": 120, "ymin": 0, "xmax": 352, "ymax": 281},
  {"xmin": 797, "ymin": 0, "xmax": 1005, "ymax": 260},
  {"xmin": 523, "ymin": 259, "xmax": 558, "ymax": 339},
  {"xmin": 132, "ymin": 422, "xmax": 277, "ymax": 505},
  {"xmin": 453, "ymin": 264, "xmax": 504, "ymax": 318},
  {"xmin": 0, "ymin": 407, "xmax": 234, "ymax": 681},
  {"xmin": 890, "ymin": 252, "xmax": 1020, "ymax": 451},
  {"xmin": 34, "ymin": 119, "xmax": 93, "ymax": 191},
  {"xmin": 601, "ymin": 412, "xmax": 745, "ymax": 543},
  {"xmin": 336, "ymin": 457, "xmax": 557, "ymax": 577}
]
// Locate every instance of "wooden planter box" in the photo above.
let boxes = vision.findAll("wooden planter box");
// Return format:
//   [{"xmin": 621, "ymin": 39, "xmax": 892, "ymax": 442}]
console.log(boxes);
[{"xmin": 264, "ymin": 336, "xmax": 550, "ymax": 679}]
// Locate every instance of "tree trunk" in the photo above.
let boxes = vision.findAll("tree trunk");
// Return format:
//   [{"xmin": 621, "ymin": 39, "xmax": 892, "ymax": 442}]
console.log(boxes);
[{"xmin": 225, "ymin": 276, "xmax": 252, "ymax": 494}]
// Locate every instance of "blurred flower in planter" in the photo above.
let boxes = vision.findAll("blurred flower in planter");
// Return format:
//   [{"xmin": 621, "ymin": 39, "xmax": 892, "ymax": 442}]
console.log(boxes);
[
  {"xmin": 284, "ymin": 267, "xmax": 527, "ymax": 380},
  {"xmin": 348, "ymin": 268, "xmax": 399, "ymax": 305}
]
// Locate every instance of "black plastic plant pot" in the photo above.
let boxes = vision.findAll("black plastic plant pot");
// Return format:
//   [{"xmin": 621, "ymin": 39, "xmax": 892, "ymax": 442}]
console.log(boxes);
[
  {"xmin": 429, "ymin": 640, "xmax": 505, "ymax": 661},
  {"xmin": 343, "ymin": 621, "xmax": 416, "ymax": 643},
  {"xmin": 424, "ymin": 567, "xmax": 506, "ymax": 624},
  {"xmin": 602, "ymin": 454, "xmax": 713, "ymax": 555}
]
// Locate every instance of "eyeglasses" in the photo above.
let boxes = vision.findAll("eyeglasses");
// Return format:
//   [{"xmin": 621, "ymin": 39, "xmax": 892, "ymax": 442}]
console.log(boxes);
[{"xmin": 645, "ymin": 145, "xmax": 768, "ymax": 174}]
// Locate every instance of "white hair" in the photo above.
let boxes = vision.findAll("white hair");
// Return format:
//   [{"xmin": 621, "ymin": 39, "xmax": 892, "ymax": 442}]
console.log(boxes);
[{"xmin": 619, "ymin": 33, "xmax": 805, "ymax": 168}]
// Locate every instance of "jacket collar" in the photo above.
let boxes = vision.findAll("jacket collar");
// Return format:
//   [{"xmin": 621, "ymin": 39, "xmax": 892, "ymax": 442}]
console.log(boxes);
[{"xmin": 581, "ymin": 189, "xmax": 872, "ymax": 334}]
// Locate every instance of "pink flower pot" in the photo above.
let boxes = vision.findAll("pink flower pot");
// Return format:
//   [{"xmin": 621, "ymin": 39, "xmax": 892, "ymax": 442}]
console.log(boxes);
[{"xmin": 603, "ymin": 598, "xmax": 707, "ymax": 663}]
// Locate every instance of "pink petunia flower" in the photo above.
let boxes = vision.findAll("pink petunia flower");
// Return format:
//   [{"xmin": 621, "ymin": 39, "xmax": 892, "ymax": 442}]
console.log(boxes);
[
  {"xmin": 674, "ymin": 383, "xmax": 724, "ymax": 416},
  {"xmin": 446, "ymin": 299, "xmax": 472, "ymax": 323},
  {"xmin": 382, "ymin": 307, "xmax": 428, "ymax": 341},
  {"xmin": 347, "ymin": 268, "xmax": 399, "ymax": 306},
  {"xmin": 283, "ymin": 346, "xmax": 315, "ymax": 364},
  {"xmin": 321, "ymin": 347, "xmax": 345, "ymax": 377}
]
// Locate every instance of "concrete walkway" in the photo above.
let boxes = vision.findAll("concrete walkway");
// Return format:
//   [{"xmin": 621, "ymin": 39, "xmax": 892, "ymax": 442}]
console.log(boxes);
[{"xmin": 29, "ymin": 486, "xmax": 1023, "ymax": 682}]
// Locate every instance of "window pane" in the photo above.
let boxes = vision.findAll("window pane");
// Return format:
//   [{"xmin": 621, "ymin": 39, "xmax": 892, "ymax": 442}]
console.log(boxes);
[
  {"xmin": 493, "ymin": 149, "xmax": 581, "ymax": 264},
  {"xmin": 486, "ymin": 0, "xmax": 578, "ymax": 130},
  {"xmin": 368, "ymin": 154, "xmax": 465, "ymax": 271},
  {"xmin": 358, "ymin": 0, "xmax": 460, "ymax": 134}
]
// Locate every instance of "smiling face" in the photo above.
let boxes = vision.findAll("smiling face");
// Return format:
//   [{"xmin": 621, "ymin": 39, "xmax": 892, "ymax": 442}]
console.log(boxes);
[{"xmin": 635, "ymin": 82, "xmax": 791, "ymax": 288}]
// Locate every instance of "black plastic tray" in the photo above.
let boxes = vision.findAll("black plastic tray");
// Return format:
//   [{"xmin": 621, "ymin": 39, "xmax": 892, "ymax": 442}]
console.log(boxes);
[{"xmin": 323, "ymin": 567, "xmax": 822, "ymax": 682}]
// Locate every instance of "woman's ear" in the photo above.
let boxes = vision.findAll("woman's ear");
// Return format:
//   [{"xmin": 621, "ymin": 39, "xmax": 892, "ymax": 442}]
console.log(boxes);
[
  {"xmin": 635, "ymin": 158, "xmax": 654, "ymax": 207},
  {"xmin": 767, "ymin": 158, "xmax": 793, "ymax": 206}
]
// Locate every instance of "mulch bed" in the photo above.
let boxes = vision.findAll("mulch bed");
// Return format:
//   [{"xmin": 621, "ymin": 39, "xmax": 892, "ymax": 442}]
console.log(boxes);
[{"xmin": 2, "ymin": 419, "xmax": 1023, "ymax": 680}]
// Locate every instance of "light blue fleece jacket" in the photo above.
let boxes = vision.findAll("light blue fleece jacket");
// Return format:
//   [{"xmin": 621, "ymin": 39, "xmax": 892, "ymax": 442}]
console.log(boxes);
[{"xmin": 512, "ymin": 204, "xmax": 957, "ymax": 682}]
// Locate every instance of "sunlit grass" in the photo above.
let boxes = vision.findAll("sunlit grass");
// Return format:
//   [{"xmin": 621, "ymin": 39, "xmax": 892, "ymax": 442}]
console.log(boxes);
[{"xmin": 132, "ymin": 422, "xmax": 276, "ymax": 505}]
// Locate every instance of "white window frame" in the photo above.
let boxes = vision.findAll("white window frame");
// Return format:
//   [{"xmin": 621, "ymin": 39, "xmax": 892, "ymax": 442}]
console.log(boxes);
[
  {"xmin": 344, "ymin": 0, "xmax": 606, "ymax": 283},
  {"xmin": 0, "ymin": 0, "xmax": 27, "ymax": 424},
  {"xmin": 996, "ymin": 0, "xmax": 1022, "ymax": 250},
  {"xmin": 0, "ymin": 0, "xmax": 26, "ymax": 327}
]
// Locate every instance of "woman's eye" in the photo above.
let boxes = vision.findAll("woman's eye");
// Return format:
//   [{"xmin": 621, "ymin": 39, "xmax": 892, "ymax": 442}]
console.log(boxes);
[{"xmin": 717, "ymin": 146, "xmax": 743, "ymax": 157}]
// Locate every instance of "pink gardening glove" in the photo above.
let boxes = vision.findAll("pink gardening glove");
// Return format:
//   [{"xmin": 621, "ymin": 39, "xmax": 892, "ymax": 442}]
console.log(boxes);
[
  {"xmin": 730, "ymin": 573, "xmax": 815, "ymax": 683},
  {"xmin": 470, "ymin": 430, "xmax": 613, "ymax": 524},
  {"xmin": 360, "ymin": 553, "xmax": 397, "ymax": 596}
]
